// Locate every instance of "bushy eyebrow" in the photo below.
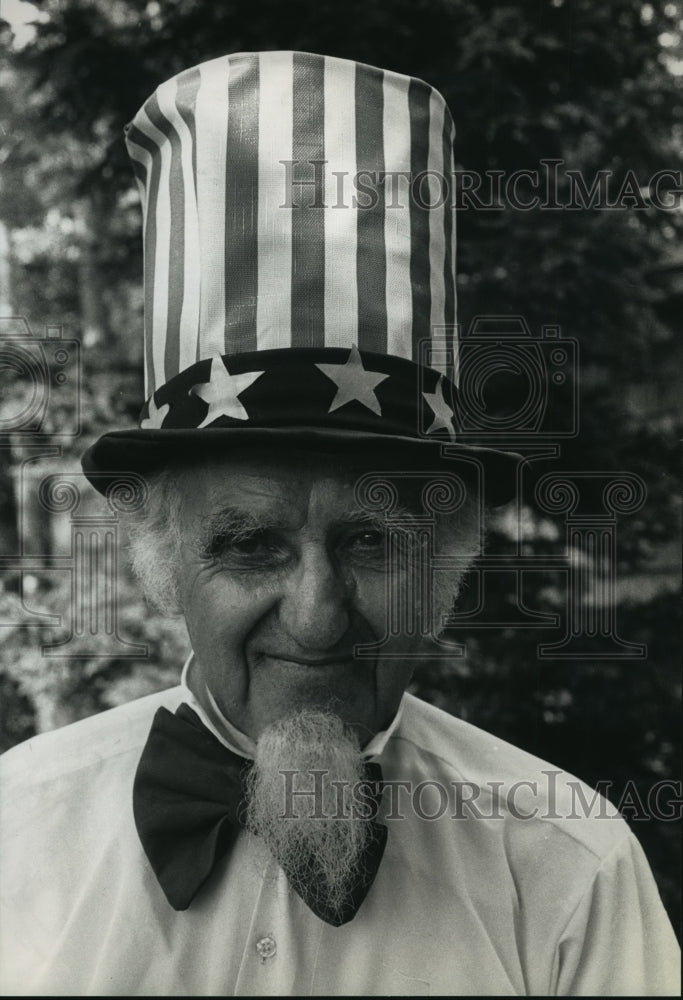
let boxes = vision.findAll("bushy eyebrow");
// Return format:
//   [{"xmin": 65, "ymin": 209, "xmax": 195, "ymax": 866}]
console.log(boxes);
[
  {"xmin": 197, "ymin": 502, "xmax": 420, "ymax": 553},
  {"xmin": 337, "ymin": 506, "xmax": 420, "ymax": 531},
  {"xmin": 199, "ymin": 506, "xmax": 278, "ymax": 551},
  {"xmin": 206, "ymin": 506, "xmax": 279, "ymax": 533}
]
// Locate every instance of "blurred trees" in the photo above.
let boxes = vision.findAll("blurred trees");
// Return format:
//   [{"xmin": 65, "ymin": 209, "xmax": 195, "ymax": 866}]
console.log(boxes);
[{"xmin": 0, "ymin": 0, "xmax": 680, "ymax": 931}]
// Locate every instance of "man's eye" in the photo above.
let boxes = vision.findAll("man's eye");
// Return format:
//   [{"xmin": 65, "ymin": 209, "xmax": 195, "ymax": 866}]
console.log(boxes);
[
  {"xmin": 207, "ymin": 531, "xmax": 287, "ymax": 566},
  {"xmin": 229, "ymin": 536, "xmax": 269, "ymax": 554},
  {"xmin": 340, "ymin": 525, "xmax": 420, "ymax": 569},
  {"xmin": 340, "ymin": 527, "xmax": 389, "ymax": 564},
  {"xmin": 349, "ymin": 529, "xmax": 386, "ymax": 550}
]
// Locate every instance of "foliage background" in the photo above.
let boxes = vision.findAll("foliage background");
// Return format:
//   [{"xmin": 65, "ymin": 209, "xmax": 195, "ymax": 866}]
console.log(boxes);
[{"xmin": 0, "ymin": 0, "xmax": 680, "ymax": 937}]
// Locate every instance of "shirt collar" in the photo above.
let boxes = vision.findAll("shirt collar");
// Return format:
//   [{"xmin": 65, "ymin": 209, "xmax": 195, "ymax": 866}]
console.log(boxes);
[{"xmin": 180, "ymin": 653, "xmax": 403, "ymax": 761}]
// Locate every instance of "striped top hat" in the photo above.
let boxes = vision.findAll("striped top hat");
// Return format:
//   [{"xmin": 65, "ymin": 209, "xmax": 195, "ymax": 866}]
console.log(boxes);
[{"xmin": 82, "ymin": 51, "xmax": 517, "ymax": 501}]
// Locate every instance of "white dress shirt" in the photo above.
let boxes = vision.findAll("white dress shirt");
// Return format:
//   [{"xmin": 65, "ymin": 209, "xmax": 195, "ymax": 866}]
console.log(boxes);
[{"xmin": 0, "ymin": 678, "xmax": 679, "ymax": 996}]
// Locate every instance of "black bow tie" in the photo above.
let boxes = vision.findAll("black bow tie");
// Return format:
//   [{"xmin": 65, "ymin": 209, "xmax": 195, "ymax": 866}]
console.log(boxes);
[{"xmin": 133, "ymin": 704, "xmax": 387, "ymax": 926}]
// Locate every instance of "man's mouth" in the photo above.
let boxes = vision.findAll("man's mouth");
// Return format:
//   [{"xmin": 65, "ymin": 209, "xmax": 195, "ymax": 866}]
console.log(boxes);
[{"xmin": 257, "ymin": 652, "xmax": 357, "ymax": 668}]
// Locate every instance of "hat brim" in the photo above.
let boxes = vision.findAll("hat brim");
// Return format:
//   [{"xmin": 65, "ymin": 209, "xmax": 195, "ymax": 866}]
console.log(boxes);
[{"xmin": 81, "ymin": 425, "xmax": 521, "ymax": 506}]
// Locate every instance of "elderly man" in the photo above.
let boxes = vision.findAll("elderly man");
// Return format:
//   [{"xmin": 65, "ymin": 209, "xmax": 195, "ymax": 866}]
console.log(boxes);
[{"xmin": 0, "ymin": 52, "xmax": 679, "ymax": 995}]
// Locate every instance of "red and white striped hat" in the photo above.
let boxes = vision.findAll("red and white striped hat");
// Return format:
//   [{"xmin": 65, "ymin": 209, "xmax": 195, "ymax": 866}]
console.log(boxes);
[{"xmin": 83, "ymin": 51, "xmax": 516, "ymax": 500}]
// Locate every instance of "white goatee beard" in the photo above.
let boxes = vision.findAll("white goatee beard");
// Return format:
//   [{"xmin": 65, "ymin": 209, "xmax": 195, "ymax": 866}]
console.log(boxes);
[{"xmin": 244, "ymin": 710, "xmax": 374, "ymax": 920}]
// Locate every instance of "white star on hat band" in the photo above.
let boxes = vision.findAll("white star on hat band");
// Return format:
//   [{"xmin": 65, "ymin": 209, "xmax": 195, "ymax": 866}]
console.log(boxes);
[
  {"xmin": 190, "ymin": 356, "xmax": 265, "ymax": 427},
  {"xmin": 316, "ymin": 345, "xmax": 389, "ymax": 416},
  {"xmin": 423, "ymin": 376, "xmax": 457, "ymax": 439}
]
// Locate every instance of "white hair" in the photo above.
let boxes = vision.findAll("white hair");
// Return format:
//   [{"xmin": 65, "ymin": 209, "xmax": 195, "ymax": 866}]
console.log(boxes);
[
  {"xmin": 124, "ymin": 459, "xmax": 482, "ymax": 628},
  {"xmin": 244, "ymin": 708, "xmax": 371, "ymax": 923},
  {"xmin": 125, "ymin": 466, "xmax": 186, "ymax": 616}
]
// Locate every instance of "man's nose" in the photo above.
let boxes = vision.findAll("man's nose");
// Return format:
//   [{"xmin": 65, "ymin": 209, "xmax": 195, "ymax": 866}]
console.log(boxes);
[{"xmin": 277, "ymin": 545, "xmax": 352, "ymax": 651}]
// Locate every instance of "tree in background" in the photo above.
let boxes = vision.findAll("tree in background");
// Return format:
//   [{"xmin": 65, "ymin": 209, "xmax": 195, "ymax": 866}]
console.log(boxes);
[{"xmin": 0, "ymin": 0, "xmax": 680, "ymax": 931}]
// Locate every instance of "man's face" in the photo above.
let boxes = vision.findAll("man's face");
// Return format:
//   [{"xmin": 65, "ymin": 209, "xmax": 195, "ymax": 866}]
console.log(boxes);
[{"xmin": 175, "ymin": 447, "xmax": 431, "ymax": 742}]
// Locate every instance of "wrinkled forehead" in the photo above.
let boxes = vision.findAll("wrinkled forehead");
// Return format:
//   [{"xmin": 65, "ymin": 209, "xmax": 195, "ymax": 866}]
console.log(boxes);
[{"xmin": 169, "ymin": 444, "xmax": 454, "ymax": 524}]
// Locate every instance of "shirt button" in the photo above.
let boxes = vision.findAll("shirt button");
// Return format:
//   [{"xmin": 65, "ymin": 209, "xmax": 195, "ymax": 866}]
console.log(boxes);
[{"xmin": 255, "ymin": 935, "xmax": 277, "ymax": 961}]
